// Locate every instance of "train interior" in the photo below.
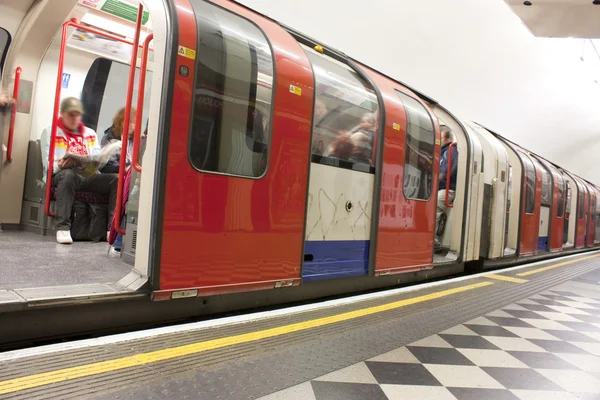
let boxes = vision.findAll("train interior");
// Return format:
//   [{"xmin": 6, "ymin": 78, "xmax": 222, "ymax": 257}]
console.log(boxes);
[{"xmin": 0, "ymin": 0, "xmax": 162, "ymax": 297}]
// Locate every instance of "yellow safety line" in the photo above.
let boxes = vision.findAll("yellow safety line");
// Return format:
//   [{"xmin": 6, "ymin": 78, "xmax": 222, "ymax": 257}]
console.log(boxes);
[
  {"xmin": 485, "ymin": 274, "xmax": 528, "ymax": 284},
  {"xmin": 517, "ymin": 253, "xmax": 600, "ymax": 277},
  {"xmin": 0, "ymin": 281, "xmax": 493, "ymax": 395}
]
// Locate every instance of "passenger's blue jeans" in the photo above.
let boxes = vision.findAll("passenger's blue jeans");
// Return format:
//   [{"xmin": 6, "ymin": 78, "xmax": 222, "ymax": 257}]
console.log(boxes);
[{"xmin": 113, "ymin": 218, "xmax": 125, "ymax": 250}]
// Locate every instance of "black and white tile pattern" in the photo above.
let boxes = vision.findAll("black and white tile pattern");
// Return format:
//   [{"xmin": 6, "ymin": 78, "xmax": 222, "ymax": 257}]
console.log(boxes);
[{"xmin": 258, "ymin": 290, "xmax": 600, "ymax": 400}]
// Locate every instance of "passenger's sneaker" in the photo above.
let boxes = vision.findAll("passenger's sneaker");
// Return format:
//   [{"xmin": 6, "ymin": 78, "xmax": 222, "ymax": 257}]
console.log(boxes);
[
  {"xmin": 108, "ymin": 246, "xmax": 121, "ymax": 257},
  {"xmin": 56, "ymin": 230, "xmax": 73, "ymax": 244}
]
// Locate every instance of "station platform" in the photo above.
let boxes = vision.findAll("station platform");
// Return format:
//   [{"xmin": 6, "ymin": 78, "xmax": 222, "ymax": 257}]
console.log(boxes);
[{"xmin": 1, "ymin": 253, "xmax": 600, "ymax": 400}]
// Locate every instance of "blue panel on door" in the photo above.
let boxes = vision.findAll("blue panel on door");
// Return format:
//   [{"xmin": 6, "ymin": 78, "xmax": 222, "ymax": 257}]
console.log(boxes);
[
  {"xmin": 538, "ymin": 236, "xmax": 548, "ymax": 251},
  {"xmin": 302, "ymin": 240, "xmax": 369, "ymax": 281}
]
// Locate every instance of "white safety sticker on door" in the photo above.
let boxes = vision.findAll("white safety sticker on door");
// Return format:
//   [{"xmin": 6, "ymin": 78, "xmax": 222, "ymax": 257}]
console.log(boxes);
[{"xmin": 178, "ymin": 45, "xmax": 196, "ymax": 60}]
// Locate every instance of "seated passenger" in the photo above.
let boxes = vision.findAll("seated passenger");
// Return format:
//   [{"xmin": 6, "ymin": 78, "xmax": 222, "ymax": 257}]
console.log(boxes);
[
  {"xmin": 109, "ymin": 120, "xmax": 149, "ymax": 255},
  {"xmin": 0, "ymin": 91, "xmax": 14, "ymax": 108},
  {"xmin": 100, "ymin": 107, "xmax": 136, "ymax": 174},
  {"xmin": 328, "ymin": 135, "xmax": 354, "ymax": 161},
  {"xmin": 435, "ymin": 128, "xmax": 458, "ymax": 251},
  {"xmin": 350, "ymin": 132, "xmax": 372, "ymax": 164},
  {"xmin": 353, "ymin": 112, "xmax": 376, "ymax": 145},
  {"xmin": 40, "ymin": 97, "xmax": 118, "ymax": 244}
]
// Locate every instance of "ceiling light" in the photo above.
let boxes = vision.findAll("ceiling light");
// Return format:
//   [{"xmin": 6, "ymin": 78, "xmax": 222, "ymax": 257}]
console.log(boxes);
[{"xmin": 524, "ymin": 1, "xmax": 532, "ymax": 5}]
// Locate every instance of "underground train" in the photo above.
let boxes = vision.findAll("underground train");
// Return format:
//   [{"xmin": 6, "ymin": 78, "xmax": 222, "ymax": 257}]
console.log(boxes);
[{"xmin": 0, "ymin": 0, "xmax": 599, "ymax": 344}]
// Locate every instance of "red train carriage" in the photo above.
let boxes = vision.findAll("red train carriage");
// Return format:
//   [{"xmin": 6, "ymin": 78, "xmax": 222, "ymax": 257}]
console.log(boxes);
[{"xmin": 0, "ymin": 0, "xmax": 598, "ymax": 344}]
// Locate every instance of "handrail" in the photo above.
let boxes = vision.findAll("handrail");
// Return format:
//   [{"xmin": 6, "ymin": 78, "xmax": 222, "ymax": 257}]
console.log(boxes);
[
  {"xmin": 44, "ymin": 17, "xmax": 148, "ymax": 217},
  {"xmin": 132, "ymin": 33, "xmax": 153, "ymax": 173},
  {"xmin": 445, "ymin": 142, "xmax": 457, "ymax": 208},
  {"xmin": 114, "ymin": 4, "xmax": 144, "ymax": 235},
  {"xmin": 6, "ymin": 66, "xmax": 21, "ymax": 162}
]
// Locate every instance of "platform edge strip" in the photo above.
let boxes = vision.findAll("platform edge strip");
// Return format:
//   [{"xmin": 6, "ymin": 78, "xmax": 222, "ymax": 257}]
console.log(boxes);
[
  {"xmin": 485, "ymin": 274, "xmax": 528, "ymax": 283},
  {"xmin": 0, "ymin": 281, "xmax": 493, "ymax": 395},
  {"xmin": 517, "ymin": 254, "xmax": 600, "ymax": 276}
]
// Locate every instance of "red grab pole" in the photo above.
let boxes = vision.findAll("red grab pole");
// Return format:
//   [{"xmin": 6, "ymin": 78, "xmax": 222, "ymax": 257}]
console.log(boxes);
[
  {"xmin": 44, "ymin": 21, "xmax": 72, "ymax": 217},
  {"xmin": 44, "ymin": 18, "xmax": 149, "ymax": 217},
  {"xmin": 445, "ymin": 142, "xmax": 457, "ymax": 208},
  {"xmin": 132, "ymin": 33, "xmax": 153, "ymax": 173},
  {"xmin": 6, "ymin": 66, "xmax": 21, "ymax": 162},
  {"xmin": 114, "ymin": 3, "xmax": 144, "ymax": 235}
]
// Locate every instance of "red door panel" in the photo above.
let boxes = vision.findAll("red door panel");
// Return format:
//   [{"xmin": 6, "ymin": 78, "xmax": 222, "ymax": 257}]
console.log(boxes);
[
  {"xmin": 574, "ymin": 177, "xmax": 588, "ymax": 248},
  {"xmin": 158, "ymin": 0, "xmax": 313, "ymax": 292},
  {"xmin": 361, "ymin": 67, "xmax": 438, "ymax": 273},
  {"xmin": 540, "ymin": 160, "xmax": 564, "ymax": 252},
  {"xmin": 519, "ymin": 152, "xmax": 541, "ymax": 256},
  {"xmin": 586, "ymin": 185, "xmax": 595, "ymax": 246},
  {"xmin": 536, "ymin": 156, "xmax": 566, "ymax": 252}
]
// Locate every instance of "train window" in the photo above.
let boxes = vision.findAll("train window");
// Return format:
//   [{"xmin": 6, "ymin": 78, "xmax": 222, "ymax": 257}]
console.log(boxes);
[
  {"xmin": 565, "ymin": 180, "xmax": 571, "ymax": 218},
  {"xmin": 540, "ymin": 168, "xmax": 551, "ymax": 207},
  {"xmin": 0, "ymin": 28, "xmax": 10, "ymax": 78},
  {"xmin": 302, "ymin": 45, "xmax": 379, "ymax": 173},
  {"xmin": 556, "ymin": 173, "xmax": 565, "ymax": 218},
  {"xmin": 396, "ymin": 91, "xmax": 435, "ymax": 201},
  {"xmin": 523, "ymin": 157, "xmax": 535, "ymax": 214},
  {"xmin": 188, "ymin": 0, "xmax": 274, "ymax": 178},
  {"xmin": 578, "ymin": 190, "xmax": 585, "ymax": 220}
]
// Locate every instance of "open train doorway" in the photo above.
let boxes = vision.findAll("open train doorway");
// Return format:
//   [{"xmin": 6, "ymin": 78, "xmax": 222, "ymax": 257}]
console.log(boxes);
[{"xmin": 0, "ymin": 0, "xmax": 168, "ymax": 302}]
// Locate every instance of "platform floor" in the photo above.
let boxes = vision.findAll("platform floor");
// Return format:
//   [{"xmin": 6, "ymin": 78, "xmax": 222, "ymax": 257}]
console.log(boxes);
[
  {"xmin": 258, "ymin": 278, "xmax": 600, "ymax": 400},
  {"xmin": 1, "ymin": 253, "xmax": 600, "ymax": 400},
  {"xmin": 0, "ymin": 230, "xmax": 128, "ymax": 289}
]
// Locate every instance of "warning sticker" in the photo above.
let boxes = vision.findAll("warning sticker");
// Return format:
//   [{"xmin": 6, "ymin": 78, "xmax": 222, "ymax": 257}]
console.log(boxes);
[
  {"xmin": 178, "ymin": 45, "xmax": 196, "ymax": 60},
  {"xmin": 289, "ymin": 85, "xmax": 302, "ymax": 96},
  {"xmin": 392, "ymin": 123, "xmax": 400, "ymax": 131},
  {"xmin": 435, "ymin": 139, "xmax": 441, "ymax": 145}
]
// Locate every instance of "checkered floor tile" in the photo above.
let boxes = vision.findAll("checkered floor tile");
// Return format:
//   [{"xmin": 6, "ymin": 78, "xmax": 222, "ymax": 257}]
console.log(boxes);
[{"xmin": 257, "ymin": 289, "xmax": 600, "ymax": 400}]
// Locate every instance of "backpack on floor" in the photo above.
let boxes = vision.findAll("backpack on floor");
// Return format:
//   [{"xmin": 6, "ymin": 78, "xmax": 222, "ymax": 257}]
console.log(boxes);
[{"xmin": 70, "ymin": 201, "xmax": 108, "ymax": 242}]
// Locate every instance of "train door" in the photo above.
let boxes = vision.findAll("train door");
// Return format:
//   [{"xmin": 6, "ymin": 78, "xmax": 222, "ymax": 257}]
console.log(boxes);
[
  {"xmin": 586, "ymin": 184, "xmax": 596, "ymax": 246},
  {"xmin": 505, "ymin": 165, "xmax": 513, "ymax": 254},
  {"xmin": 299, "ymin": 52, "xmax": 380, "ymax": 281},
  {"xmin": 465, "ymin": 122, "xmax": 509, "ymax": 259},
  {"xmin": 155, "ymin": 0, "xmax": 313, "ymax": 293},
  {"xmin": 0, "ymin": 0, "xmax": 31, "ymax": 223},
  {"xmin": 540, "ymin": 160, "xmax": 566, "ymax": 252},
  {"xmin": 595, "ymin": 188, "xmax": 600, "ymax": 245},
  {"xmin": 498, "ymin": 141, "xmax": 521, "ymax": 257},
  {"xmin": 574, "ymin": 177, "xmax": 587, "ymax": 248},
  {"xmin": 0, "ymin": 26, "xmax": 12, "ymax": 169},
  {"xmin": 359, "ymin": 69, "xmax": 438, "ymax": 274},
  {"xmin": 562, "ymin": 172, "xmax": 576, "ymax": 248},
  {"xmin": 518, "ymin": 152, "xmax": 541, "ymax": 256},
  {"xmin": 531, "ymin": 157, "xmax": 551, "ymax": 252}
]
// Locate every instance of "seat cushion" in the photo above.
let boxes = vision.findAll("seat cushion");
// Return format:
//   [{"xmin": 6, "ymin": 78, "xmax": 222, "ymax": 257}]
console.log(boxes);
[{"xmin": 50, "ymin": 187, "xmax": 109, "ymax": 204}]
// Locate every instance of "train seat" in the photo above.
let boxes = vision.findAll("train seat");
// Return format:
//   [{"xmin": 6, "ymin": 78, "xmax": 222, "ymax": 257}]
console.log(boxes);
[
  {"xmin": 49, "ymin": 187, "xmax": 109, "ymax": 204},
  {"xmin": 20, "ymin": 140, "xmax": 109, "ymax": 235}
]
